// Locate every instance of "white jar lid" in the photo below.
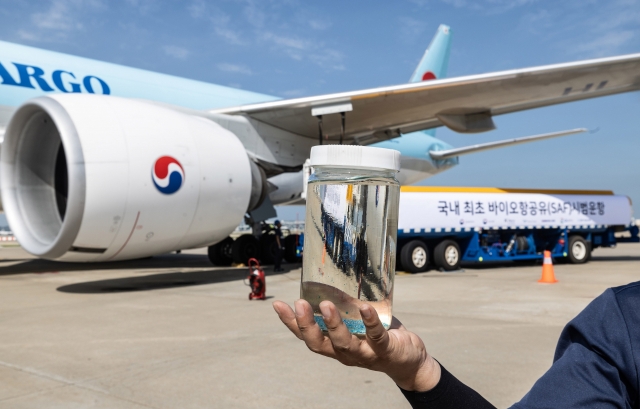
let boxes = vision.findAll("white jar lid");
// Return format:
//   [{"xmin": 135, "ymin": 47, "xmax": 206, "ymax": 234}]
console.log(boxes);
[{"xmin": 310, "ymin": 145, "xmax": 400, "ymax": 172}]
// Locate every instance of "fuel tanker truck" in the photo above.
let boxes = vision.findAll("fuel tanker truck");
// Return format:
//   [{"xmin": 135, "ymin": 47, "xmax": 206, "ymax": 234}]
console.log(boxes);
[{"xmin": 397, "ymin": 187, "xmax": 638, "ymax": 272}]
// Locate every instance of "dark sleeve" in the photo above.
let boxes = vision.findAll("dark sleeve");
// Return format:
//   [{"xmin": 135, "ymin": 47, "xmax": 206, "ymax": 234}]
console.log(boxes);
[
  {"xmin": 400, "ymin": 364, "xmax": 496, "ymax": 409},
  {"xmin": 510, "ymin": 286, "xmax": 639, "ymax": 409}
]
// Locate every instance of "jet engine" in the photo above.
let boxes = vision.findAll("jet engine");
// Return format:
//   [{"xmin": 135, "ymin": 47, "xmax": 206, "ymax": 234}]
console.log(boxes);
[{"xmin": 1, "ymin": 94, "xmax": 267, "ymax": 261}]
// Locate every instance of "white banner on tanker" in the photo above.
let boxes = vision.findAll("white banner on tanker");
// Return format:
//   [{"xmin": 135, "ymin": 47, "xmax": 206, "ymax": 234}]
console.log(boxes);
[{"xmin": 398, "ymin": 192, "xmax": 632, "ymax": 232}]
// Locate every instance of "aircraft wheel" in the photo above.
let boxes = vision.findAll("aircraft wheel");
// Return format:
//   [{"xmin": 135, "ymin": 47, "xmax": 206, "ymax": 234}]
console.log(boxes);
[
  {"xmin": 568, "ymin": 235, "xmax": 591, "ymax": 264},
  {"xmin": 207, "ymin": 237, "xmax": 234, "ymax": 266},
  {"xmin": 434, "ymin": 240, "xmax": 461, "ymax": 271},
  {"xmin": 232, "ymin": 234, "xmax": 259, "ymax": 264},
  {"xmin": 400, "ymin": 240, "xmax": 429, "ymax": 273}
]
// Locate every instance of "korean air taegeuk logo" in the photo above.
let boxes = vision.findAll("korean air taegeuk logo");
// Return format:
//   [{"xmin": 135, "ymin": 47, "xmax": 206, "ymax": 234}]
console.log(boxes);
[{"xmin": 152, "ymin": 156, "xmax": 184, "ymax": 194}]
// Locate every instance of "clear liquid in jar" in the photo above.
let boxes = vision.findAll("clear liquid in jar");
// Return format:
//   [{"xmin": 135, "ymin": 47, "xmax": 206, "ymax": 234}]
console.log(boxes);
[{"xmin": 301, "ymin": 178, "xmax": 399, "ymax": 334}]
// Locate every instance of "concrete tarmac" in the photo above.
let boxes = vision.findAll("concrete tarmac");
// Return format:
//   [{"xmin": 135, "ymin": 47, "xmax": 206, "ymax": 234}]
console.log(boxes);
[{"xmin": 1, "ymin": 244, "xmax": 639, "ymax": 408}]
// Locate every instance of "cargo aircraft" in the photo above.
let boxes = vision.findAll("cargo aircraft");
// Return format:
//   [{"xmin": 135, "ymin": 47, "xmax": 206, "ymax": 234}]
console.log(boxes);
[{"xmin": 0, "ymin": 25, "xmax": 638, "ymax": 263}]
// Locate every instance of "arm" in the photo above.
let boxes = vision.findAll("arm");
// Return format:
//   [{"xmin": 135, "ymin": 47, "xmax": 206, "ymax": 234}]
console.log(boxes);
[
  {"xmin": 511, "ymin": 286, "xmax": 638, "ymax": 409},
  {"xmin": 401, "ymin": 365, "xmax": 496, "ymax": 409},
  {"xmin": 273, "ymin": 299, "xmax": 495, "ymax": 408}
]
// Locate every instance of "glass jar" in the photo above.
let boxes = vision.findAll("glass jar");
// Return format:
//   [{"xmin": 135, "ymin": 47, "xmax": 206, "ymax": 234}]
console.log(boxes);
[{"xmin": 301, "ymin": 145, "xmax": 400, "ymax": 335}]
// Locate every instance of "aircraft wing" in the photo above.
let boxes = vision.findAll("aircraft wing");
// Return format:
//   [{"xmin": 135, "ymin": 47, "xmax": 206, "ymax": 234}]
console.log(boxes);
[{"xmin": 210, "ymin": 53, "xmax": 640, "ymax": 145}]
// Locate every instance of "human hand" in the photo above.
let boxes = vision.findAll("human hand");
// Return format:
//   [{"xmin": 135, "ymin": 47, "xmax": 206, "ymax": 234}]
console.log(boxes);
[{"xmin": 273, "ymin": 299, "xmax": 440, "ymax": 392}]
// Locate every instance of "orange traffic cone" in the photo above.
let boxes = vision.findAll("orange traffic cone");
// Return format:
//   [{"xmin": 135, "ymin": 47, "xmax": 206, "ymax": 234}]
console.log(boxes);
[{"xmin": 538, "ymin": 250, "xmax": 558, "ymax": 284}]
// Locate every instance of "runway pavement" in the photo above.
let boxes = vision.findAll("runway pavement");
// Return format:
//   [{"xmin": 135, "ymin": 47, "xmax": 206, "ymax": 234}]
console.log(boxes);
[{"xmin": 1, "ymin": 244, "xmax": 639, "ymax": 408}]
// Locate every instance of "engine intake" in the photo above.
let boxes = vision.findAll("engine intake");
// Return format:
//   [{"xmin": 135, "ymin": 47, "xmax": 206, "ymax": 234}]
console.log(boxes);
[{"xmin": 2, "ymin": 98, "xmax": 85, "ymax": 258}]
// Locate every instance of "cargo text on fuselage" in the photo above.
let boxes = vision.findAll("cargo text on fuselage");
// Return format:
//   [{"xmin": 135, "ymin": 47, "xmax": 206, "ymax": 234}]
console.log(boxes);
[{"xmin": 0, "ymin": 62, "xmax": 110, "ymax": 95}]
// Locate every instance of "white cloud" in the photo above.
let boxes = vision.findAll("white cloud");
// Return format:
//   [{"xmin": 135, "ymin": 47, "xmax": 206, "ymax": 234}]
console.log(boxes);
[
  {"xmin": 124, "ymin": 0, "xmax": 157, "ymax": 15},
  {"xmin": 188, "ymin": 1, "xmax": 345, "ymax": 71},
  {"xmin": 309, "ymin": 49, "xmax": 345, "ymax": 71},
  {"xmin": 243, "ymin": 2, "xmax": 266, "ymax": 28},
  {"xmin": 518, "ymin": 8, "xmax": 555, "ymax": 35},
  {"xmin": 259, "ymin": 31, "xmax": 344, "ymax": 70},
  {"xmin": 408, "ymin": 0, "xmax": 429, "ymax": 6},
  {"xmin": 215, "ymin": 27, "xmax": 245, "ymax": 45},
  {"xmin": 439, "ymin": 0, "xmax": 468, "ymax": 8},
  {"xmin": 21, "ymin": 0, "xmax": 105, "ymax": 42},
  {"xmin": 17, "ymin": 29, "xmax": 41, "ymax": 42},
  {"xmin": 573, "ymin": 30, "xmax": 635, "ymax": 56},
  {"xmin": 187, "ymin": 0, "xmax": 207, "ymax": 19},
  {"xmin": 308, "ymin": 20, "xmax": 330, "ymax": 30},
  {"xmin": 518, "ymin": 0, "xmax": 640, "ymax": 57},
  {"xmin": 188, "ymin": 0, "xmax": 246, "ymax": 45},
  {"xmin": 261, "ymin": 32, "xmax": 309, "ymax": 50},
  {"xmin": 398, "ymin": 17, "xmax": 428, "ymax": 39},
  {"xmin": 32, "ymin": 0, "xmax": 84, "ymax": 31},
  {"xmin": 163, "ymin": 45, "xmax": 189, "ymax": 59},
  {"xmin": 217, "ymin": 63, "xmax": 253, "ymax": 75},
  {"xmin": 434, "ymin": 0, "xmax": 537, "ymax": 13},
  {"xmin": 590, "ymin": 7, "xmax": 640, "ymax": 32}
]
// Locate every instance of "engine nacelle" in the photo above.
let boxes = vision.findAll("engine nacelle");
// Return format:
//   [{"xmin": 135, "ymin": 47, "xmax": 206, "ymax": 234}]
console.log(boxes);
[{"xmin": 1, "ymin": 94, "xmax": 256, "ymax": 261}]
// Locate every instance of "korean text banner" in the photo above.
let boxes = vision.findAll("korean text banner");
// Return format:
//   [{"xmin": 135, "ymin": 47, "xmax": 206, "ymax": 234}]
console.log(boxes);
[{"xmin": 398, "ymin": 192, "xmax": 632, "ymax": 232}]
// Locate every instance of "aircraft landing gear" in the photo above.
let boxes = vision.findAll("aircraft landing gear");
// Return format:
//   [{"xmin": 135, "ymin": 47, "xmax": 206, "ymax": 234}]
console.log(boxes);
[
  {"xmin": 232, "ymin": 234, "xmax": 260, "ymax": 264},
  {"xmin": 207, "ymin": 237, "xmax": 233, "ymax": 266},
  {"xmin": 208, "ymin": 221, "xmax": 303, "ymax": 267}
]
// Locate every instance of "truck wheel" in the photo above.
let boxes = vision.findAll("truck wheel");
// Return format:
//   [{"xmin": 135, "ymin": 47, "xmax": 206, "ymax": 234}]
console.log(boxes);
[
  {"xmin": 232, "ymin": 234, "xmax": 259, "ymax": 264},
  {"xmin": 400, "ymin": 240, "xmax": 429, "ymax": 273},
  {"xmin": 434, "ymin": 240, "xmax": 461, "ymax": 271},
  {"xmin": 284, "ymin": 235, "xmax": 302, "ymax": 263},
  {"xmin": 207, "ymin": 237, "xmax": 234, "ymax": 266},
  {"xmin": 568, "ymin": 236, "xmax": 590, "ymax": 264}
]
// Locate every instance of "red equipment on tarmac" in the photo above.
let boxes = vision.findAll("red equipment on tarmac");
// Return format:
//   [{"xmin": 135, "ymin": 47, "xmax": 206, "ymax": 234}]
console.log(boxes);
[{"xmin": 246, "ymin": 258, "xmax": 266, "ymax": 300}]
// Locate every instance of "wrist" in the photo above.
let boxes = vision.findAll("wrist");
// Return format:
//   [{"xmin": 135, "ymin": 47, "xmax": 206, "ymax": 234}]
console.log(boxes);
[{"xmin": 392, "ymin": 355, "xmax": 441, "ymax": 392}]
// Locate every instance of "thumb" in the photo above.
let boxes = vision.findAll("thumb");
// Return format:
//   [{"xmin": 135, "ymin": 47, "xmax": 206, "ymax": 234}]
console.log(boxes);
[{"xmin": 359, "ymin": 304, "xmax": 390, "ymax": 355}]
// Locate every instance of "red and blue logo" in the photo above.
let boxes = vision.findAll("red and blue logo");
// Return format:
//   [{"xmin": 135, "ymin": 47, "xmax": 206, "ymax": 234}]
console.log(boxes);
[{"xmin": 152, "ymin": 156, "xmax": 184, "ymax": 194}]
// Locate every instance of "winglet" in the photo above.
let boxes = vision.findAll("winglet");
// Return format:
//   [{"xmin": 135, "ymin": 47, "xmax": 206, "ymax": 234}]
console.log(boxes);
[{"xmin": 409, "ymin": 24, "xmax": 452, "ymax": 83}]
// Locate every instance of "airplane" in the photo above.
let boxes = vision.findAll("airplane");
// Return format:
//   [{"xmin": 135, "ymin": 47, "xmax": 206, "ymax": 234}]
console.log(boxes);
[{"xmin": 0, "ymin": 26, "xmax": 638, "ymax": 264}]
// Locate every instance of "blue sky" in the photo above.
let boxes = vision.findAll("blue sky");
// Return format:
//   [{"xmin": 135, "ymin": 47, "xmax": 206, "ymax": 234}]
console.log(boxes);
[{"xmin": 0, "ymin": 0, "xmax": 639, "ymax": 220}]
